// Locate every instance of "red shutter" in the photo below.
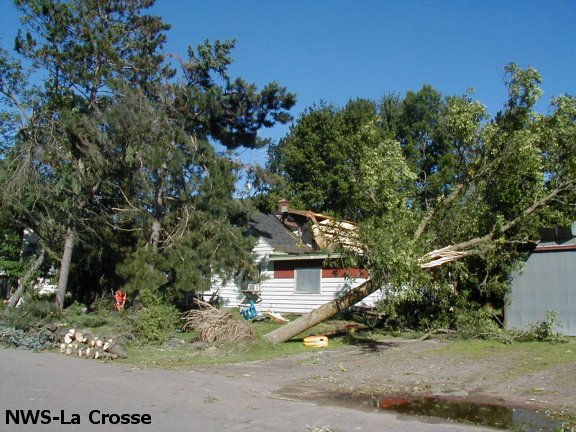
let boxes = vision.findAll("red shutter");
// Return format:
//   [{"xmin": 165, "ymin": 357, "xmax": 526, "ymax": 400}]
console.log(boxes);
[{"xmin": 322, "ymin": 268, "xmax": 368, "ymax": 278}]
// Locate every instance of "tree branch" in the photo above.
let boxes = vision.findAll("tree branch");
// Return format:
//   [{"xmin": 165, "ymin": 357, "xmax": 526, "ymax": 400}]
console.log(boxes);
[
  {"xmin": 414, "ymin": 183, "xmax": 464, "ymax": 241},
  {"xmin": 420, "ymin": 180, "xmax": 575, "ymax": 267}
]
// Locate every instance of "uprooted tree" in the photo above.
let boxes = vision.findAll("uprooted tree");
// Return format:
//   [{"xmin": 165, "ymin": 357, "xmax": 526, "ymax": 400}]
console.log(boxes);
[{"xmin": 265, "ymin": 64, "xmax": 576, "ymax": 343}]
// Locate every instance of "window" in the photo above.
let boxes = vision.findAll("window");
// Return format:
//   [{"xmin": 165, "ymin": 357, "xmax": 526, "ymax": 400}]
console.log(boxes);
[{"xmin": 295, "ymin": 267, "xmax": 321, "ymax": 294}]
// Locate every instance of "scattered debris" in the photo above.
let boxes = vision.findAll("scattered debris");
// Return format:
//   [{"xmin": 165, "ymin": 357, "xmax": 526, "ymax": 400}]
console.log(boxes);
[
  {"xmin": 264, "ymin": 310, "xmax": 290, "ymax": 323},
  {"xmin": 419, "ymin": 246, "xmax": 469, "ymax": 269},
  {"xmin": 287, "ymin": 209, "xmax": 363, "ymax": 253},
  {"xmin": 0, "ymin": 325, "xmax": 55, "ymax": 351},
  {"xmin": 306, "ymin": 425, "xmax": 336, "ymax": 432}
]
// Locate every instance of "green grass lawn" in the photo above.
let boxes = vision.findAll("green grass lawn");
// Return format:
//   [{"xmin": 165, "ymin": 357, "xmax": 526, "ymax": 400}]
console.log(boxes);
[
  {"xmin": 55, "ymin": 304, "xmax": 576, "ymax": 374},
  {"xmin": 119, "ymin": 316, "xmax": 351, "ymax": 369}
]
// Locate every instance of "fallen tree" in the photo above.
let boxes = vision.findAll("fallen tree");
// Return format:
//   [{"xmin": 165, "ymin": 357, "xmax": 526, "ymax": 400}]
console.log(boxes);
[
  {"xmin": 7, "ymin": 250, "xmax": 45, "ymax": 308},
  {"xmin": 265, "ymin": 280, "xmax": 376, "ymax": 344},
  {"xmin": 265, "ymin": 176, "xmax": 576, "ymax": 344},
  {"xmin": 265, "ymin": 66, "xmax": 576, "ymax": 343}
]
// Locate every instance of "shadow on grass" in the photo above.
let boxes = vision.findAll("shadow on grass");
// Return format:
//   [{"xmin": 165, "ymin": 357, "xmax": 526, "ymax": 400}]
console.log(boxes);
[{"xmin": 344, "ymin": 335, "xmax": 402, "ymax": 352}]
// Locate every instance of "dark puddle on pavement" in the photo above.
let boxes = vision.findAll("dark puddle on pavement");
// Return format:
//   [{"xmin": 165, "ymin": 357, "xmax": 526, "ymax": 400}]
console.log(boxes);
[{"xmin": 374, "ymin": 396, "xmax": 563, "ymax": 431}]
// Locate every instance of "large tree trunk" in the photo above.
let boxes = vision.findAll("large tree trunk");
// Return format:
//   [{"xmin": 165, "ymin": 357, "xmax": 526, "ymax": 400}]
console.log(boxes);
[
  {"xmin": 55, "ymin": 227, "xmax": 75, "ymax": 309},
  {"xmin": 7, "ymin": 250, "xmax": 45, "ymax": 307},
  {"xmin": 264, "ymin": 279, "xmax": 377, "ymax": 344}
]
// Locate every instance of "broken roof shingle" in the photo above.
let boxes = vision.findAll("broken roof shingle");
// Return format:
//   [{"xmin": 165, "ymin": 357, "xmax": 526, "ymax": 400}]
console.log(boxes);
[{"xmin": 248, "ymin": 212, "xmax": 314, "ymax": 254}]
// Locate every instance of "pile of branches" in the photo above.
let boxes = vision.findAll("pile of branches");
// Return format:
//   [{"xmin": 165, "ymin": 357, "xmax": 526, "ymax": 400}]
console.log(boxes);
[
  {"xmin": 182, "ymin": 300, "xmax": 255, "ymax": 344},
  {"xmin": 0, "ymin": 325, "xmax": 56, "ymax": 351}
]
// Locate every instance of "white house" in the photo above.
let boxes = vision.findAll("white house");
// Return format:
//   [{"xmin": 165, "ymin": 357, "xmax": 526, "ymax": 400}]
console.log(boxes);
[{"xmin": 205, "ymin": 203, "xmax": 383, "ymax": 314}]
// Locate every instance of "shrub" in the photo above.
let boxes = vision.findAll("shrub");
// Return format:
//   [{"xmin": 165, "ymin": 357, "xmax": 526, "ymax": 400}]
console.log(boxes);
[
  {"xmin": 0, "ymin": 298, "xmax": 61, "ymax": 331},
  {"xmin": 63, "ymin": 301, "xmax": 123, "ymax": 329},
  {"xmin": 454, "ymin": 305, "xmax": 501, "ymax": 339},
  {"xmin": 0, "ymin": 325, "xmax": 55, "ymax": 351},
  {"xmin": 375, "ymin": 282, "xmax": 460, "ymax": 331},
  {"xmin": 511, "ymin": 311, "xmax": 567, "ymax": 343},
  {"xmin": 133, "ymin": 290, "xmax": 179, "ymax": 345},
  {"xmin": 90, "ymin": 294, "xmax": 116, "ymax": 312}
]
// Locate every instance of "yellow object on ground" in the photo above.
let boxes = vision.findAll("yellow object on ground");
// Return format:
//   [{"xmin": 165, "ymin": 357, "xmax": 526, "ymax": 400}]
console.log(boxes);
[{"xmin": 303, "ymin": 335, "xmax": 329, "ymax": 348}]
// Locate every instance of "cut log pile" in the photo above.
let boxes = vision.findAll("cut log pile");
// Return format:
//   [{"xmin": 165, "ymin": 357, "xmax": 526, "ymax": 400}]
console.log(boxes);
[{"xmin": 59, "ymin": 328, "xmax": 126, "ymax": 360}]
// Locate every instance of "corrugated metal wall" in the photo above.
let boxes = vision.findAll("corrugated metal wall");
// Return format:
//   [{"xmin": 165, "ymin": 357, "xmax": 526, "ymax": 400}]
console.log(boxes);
[{"xmin": 506, "ymin": 250, "xmax": 576, "ymax": 336}]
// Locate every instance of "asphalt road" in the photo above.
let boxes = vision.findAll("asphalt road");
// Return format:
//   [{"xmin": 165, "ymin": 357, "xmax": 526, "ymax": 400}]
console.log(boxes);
[{"xmin": 0, "ymin": 348, "xmax": 492, "ymax": 432}]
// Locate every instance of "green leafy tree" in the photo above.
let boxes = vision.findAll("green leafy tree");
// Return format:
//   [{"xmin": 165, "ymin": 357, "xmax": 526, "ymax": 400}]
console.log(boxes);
[
  {"xmin": 106, "ymin": 37, "xmax": 295, "ymax": 302},
  {"xmin": 268, "ymin": 89, "xmax": 454, "ymax": 220},
  {"xmin": 265, "ymin": 64, "xmax": 576, "ymax": 343},
  {"xmin": 268, "ymin": 99, "xmax": 379, "ymax": 220},
  {"xmin": 0, "ymin": 207, "xmax": 23, "ymax": 283},
  {"xmin": 395, "ymin": 85, "xmax": 445, "ymax": 206},
  {"xmin": 104, "ymin": 85, "xmax": 252, "ymax": 301}
]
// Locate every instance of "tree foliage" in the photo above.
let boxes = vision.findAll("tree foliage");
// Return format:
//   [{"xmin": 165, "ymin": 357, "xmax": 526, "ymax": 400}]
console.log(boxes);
[
  {"xmin": 268, "ymin": 99, "xmax": 382, "ymax": 220},
  {"xmin": 268, "ymin": 65, "xmax": 576, "ymax": 329},
  {"xmin": 0, "ymin": 0, "xmax": 296, "ymax": 308}
]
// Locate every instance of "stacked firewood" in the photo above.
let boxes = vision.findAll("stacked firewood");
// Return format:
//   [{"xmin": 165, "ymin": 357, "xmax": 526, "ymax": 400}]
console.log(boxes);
[{"xmin": 59, "ymin": 328, "xmax": 126, "ymax": 360}]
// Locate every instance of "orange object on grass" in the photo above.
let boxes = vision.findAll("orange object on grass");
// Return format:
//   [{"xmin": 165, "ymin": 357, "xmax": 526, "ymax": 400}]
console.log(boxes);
[
  {"xmin": 303, "ymin": 335, "xmax": 329, "ymax": 348},
  {"xmin": 114, "ymin": 290, "xmax": 127, "ymax": 311}
]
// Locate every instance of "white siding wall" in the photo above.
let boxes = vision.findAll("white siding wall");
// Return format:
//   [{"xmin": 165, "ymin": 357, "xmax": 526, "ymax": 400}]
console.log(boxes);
[
  {"xmin": 206, "ymin": 238, "xmax": 274, "ymax": 307},
  {"xmin": 258, "ymin": 261, "xmax": 383, "ymax": 313},
  {"xmin": 208, "ymin": 258, "xmax": 384, "ymax": 314},
  {"xmin": 252, "ymin": 238, "xmax": 274, "ymax": 261},
  {"xmin": 206, "ymin": 277, "xmax": 244, "ymax": 307}
]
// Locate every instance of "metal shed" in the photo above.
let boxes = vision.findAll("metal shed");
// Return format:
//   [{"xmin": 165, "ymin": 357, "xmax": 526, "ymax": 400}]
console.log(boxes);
[{"xmin": 506, "ymin": 226, "xmax": 576, "ymax": 336}]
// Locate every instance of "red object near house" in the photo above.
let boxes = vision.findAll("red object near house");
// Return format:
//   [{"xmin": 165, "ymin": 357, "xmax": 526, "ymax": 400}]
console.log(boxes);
[{"xmin": 114, "ymin": 290, "xmax": 127, "ymax": 311}]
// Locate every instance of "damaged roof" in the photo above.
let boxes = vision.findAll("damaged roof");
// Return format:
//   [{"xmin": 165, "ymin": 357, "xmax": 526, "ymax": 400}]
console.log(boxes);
[
  {"xmin": 248, "ymin": 209, "xmax": 362, "ymax": 255},
  {"xmin": 248, "ymin": 212, "xmax": 314, "ymax": 254}
]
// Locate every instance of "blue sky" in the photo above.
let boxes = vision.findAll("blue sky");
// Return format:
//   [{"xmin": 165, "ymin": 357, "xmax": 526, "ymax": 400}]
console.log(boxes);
[{"xmin": 1, "ymin": 0, "xmax": 575, "ymax": 166}]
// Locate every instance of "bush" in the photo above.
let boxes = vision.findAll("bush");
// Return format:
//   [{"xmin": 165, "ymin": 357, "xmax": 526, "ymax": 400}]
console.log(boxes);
[
  {"xmin": 454, "ymin": 305, "xmax": 501, "ymax": 339},
  {"xmin": 0, "ymin": 325, "xmax": 55, "ymax": 351},
  {"xmin": 63, "ymin": 302, "xmax": 123, "ymax": 329},
  {"xmin": 133, "ymin": 290, "xmax": 179, "ymax": 345},
  {"xmin": 0, "ymin": 298, "xmax": 61, "ymax": 331},
  {"xmin": 90, "ymin": 294, "xmax": 116, "ymax": 312},
  {"xmin": 511, "ymin": 311, "xmax": 567, "ymax": 343},
  {"xmin": 375, "ymin": 283, "xmax": 460, "ymax": 331}
]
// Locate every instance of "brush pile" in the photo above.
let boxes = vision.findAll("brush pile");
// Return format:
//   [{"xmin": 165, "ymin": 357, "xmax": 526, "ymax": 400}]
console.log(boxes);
[
  {"xmin": 58, "ymin": 328, "xmax": 126, "ymax": 360},
  {"xmin": 182, "ymin": 300, "xmax": 256, "ymax": 344}
]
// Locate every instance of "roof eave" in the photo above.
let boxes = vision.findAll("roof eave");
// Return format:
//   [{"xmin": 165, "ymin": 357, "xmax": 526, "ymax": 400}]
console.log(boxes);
[{"xmin": 267, "ymin": 253, "xmax": 338, "ymax": 261}]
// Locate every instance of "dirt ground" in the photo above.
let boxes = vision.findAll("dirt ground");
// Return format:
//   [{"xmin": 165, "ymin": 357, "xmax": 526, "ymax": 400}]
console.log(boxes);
[
  {"xmin": 209, "ymin": 338, "xmax": 576, "ymax": 415},
  {"xmin": 0, "ymin": 347, "xmax": 492, "ymax": 432}
]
